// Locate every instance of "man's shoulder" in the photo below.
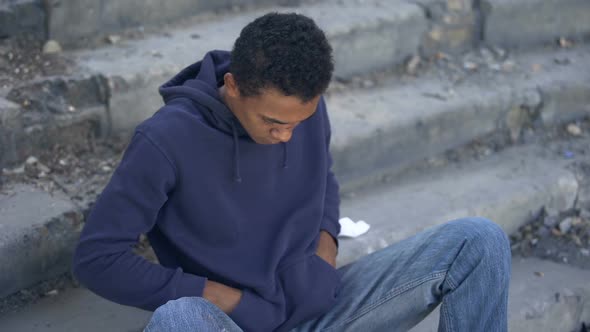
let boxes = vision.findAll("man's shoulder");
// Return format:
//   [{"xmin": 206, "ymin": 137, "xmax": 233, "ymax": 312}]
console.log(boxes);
[
  {"xmin": 135, "ymin": 102, "xmax": 208, "ymax": 153},
  {"xmin": 138, "ymin": 102, "xmax": 203, "ymax": 134}
]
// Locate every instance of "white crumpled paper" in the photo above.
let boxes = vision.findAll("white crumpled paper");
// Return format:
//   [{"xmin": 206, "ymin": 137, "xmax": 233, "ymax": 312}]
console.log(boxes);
[{"xmin": 338, "ymin": 217, "xmax": 370, "ymax": 238}]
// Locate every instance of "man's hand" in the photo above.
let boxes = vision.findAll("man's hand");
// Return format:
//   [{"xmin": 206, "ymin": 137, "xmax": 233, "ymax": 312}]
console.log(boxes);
[
  {"xmin": 315, "ymin": 230, "xmax": 338, "ymax": 268},
  {"xmin": 202, "ymin": 280, "xmax": 242, "ymax": 314}
]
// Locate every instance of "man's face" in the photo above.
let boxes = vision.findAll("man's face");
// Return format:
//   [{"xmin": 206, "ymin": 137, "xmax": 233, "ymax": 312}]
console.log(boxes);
[{"xmin": 224, "ymin": 77, "xmax": 320, "ymax": 145}]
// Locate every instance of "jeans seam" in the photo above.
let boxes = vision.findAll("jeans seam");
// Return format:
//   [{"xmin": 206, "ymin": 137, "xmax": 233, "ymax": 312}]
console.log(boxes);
[
  {"xmin": 441, "ymin": 299, "xmax": 454, "ymax": 332},
  {"xmin": 322, "ymin": 270, "xmax": 447, "ymax": 331},
  {"xmin": 446, "ymin": 272, "xmax": 458, "ymax": 290}
]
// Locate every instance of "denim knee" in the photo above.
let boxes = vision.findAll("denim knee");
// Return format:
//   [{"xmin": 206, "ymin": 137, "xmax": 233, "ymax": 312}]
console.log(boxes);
[
  {"xmin": 152, "ymin": 297, "xmax": 210, "ymax": 320},
  {"xmin": 445, "ymin": 217, "xmax": 511, "ymax": 262}
]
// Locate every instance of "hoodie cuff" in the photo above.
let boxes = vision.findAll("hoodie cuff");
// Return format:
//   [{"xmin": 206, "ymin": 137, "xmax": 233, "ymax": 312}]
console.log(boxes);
[
  {"xmin": 174, "ymin": 269, "xmax": 207, "ymax": 299},
  {"xmin": 228, "ymin": 289, "xmax": 260, "ymax": 321},
  {"xmin": 321, "ymin": 219, "xmax": 341, "ymax": 247},
  {"xmin": 229, "ymin": 289, "xmax": 280, "ymax": 330}
]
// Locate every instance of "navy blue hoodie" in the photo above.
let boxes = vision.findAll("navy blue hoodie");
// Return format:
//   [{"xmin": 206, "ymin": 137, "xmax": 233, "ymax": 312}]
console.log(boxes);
[{"xmin": 73, "ymin": 50, "xmax": 341, "ymax": 331}]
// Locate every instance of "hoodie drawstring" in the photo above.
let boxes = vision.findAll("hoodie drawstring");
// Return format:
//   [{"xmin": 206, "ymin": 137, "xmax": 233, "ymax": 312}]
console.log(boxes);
[
  {"xmin": 231, "ymin": 121, "xmax": 242, "ymax": 183},
  {"xmin": 282, "ymin": 143, "xmax": 289, "ymax": 169},
  {"xmin": 231, "ymin": 121, "xmax": 290, "ymax": 182}
]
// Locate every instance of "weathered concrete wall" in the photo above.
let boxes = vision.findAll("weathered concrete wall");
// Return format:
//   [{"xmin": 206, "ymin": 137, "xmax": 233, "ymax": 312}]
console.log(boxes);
[
  {"xmin": 4, "ymin": 0, "xmax": 590, "ymax": 53},
  {"xmin": 0, "ymin": 0, "xmax": 46, "ymax": 39},
  {"xmin": 45, "ymin": 0, "xmax": 301, "ymax": 46},
  {"xmin": 485, "ymin": 0, "xmax": 590, "ymax": 48},
  {"xmin": 0, "ymin": 184, "xmax": 84, "ymax": 299}
]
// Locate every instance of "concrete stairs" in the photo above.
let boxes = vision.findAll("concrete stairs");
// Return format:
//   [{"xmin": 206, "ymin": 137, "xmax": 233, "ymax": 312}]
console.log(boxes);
[
  {"xmin": 0, "ymin": 0, "xmax": 309, "ymax": 45},
  {"xmin": 411, "ymin": 257, "xmax": 590, "ymax": 332},
  {"xmin": 2, "ymin": 0, "xmax": 590, "ymax": 167},
  {"xmin": 1, "ymin": 257, "xmax": 588, "ymax": 332},
  {"xmin": 1, "ymin": 0, "xmax": 590, "ymax": 331},
  {"xmin": 1, "ymin": 258, "xmax": 588, "ymax": 332},
  {"xmin": 2, "ymin": 142, "xmax": 590, "ymax": 331}
]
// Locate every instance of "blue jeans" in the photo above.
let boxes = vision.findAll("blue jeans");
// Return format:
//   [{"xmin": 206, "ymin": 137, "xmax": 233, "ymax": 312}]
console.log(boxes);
[{"xmin": 144, "ymin": 217, "xmax": 511, "ymax": 332}]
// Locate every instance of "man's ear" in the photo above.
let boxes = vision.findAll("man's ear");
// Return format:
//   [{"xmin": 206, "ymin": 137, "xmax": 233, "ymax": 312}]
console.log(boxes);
[{"xmin": 224, "ymin": 73, "xmax": 240, "ymax": 98}]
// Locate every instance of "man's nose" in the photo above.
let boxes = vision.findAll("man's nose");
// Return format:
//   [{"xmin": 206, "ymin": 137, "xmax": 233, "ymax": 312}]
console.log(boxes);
[{"xmin": 271, "ymin": 128, "xmax": 293, "ymax": 142}]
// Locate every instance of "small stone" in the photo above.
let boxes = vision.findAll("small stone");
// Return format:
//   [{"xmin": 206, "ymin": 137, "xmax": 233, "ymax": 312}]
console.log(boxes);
[
  {"xmin": 190, "ymin": 33, "xmax": 201, "ymax": 39},
  {"xmin": 435, "ymin": 52, "xmax": 451, "ymax": 61},
  {"xmin": 406, "ymin": 55, "xmax": 421, "ymax": 75},
  {"xmin": 572, "ymin": 234, "xmax": 582, "ymax": 246},
  {"xmin": 68, "ymin": 105, "xmax": 76, "ymax": 112},
  {"xmin": 489, "ymin": 63, "xmax": 502, "ymax": 71},
  {"xmin": 26, "ymin": 156, "xmax": 39, "ymax": 165},
  {"xmin": 422, "ymin": 92, "xmax": 447, "ymax": 101},
  {"xmin": 58, "ymin": 159, "xmax": 68, "ymax": 166},
  {"xmin": 45, "ymin": 289, "xmax": 59, "ymax": 296},
  {"xmin": 101, "ymin": 165, "xmax": 112, "ymax": 173},
  {"xmin": 7, "ymin": 52, "xmax": 14, "ymax": 61},
  {"xmin": 463, "ymin": 61, "xmax": 478, "ymax": 71},
  {"xmin": 489, "ymin": 64, "xmax": 502, "ymax": 71},
  {"xmin": 14, "ymin": 67, "xmax": 20, "ymax": 74},
  {"xmin": 151, "ymin": 50, "xmax": 163, "ymax": 58},
  {"xmin": 2, "ymin": 166, "xmax": 25, "ymax": 175},
  {"xmin": 492, "ymin": 47, "xmax": 507, "ymax": 59},
  {"xmin": 42, "ymin": 40, "xmax": 62, "ymax": 54},
  {"xmin": 554, "ymin": 57, "xmax": 571, "ymax": 65},
  {"xmin": 558, "ymin": 37, "xmax": 573, "ymax": 48},
  {"xmin": 106, "ymin": 34, "xmax": 121, "ymax": 44},
  {"xmin": 37, "ymin": 162, "xmax": 51, "ymax": 174},
  {"xmin": 362, "ymin": 80, "xmax": 375, "ymax": 88},
  {"xmin": 23, "ymin": 99, "xmax": 31, "ymax": 107},
  {"xmin": 427, "ymin": 157, "xmax": 447, "ymax": 167},
  {"xmin": 501, "ymin": 61, "xmax": 515, "ymax": 72},
  {"xmin": 559, "ymin": 218, "xmax": 573, "ymax": 234},
  {"xmin": 581, "ymin": 248, "xmax": 590, "ymax": 256},
  {"xmin": 566, "ymin": 123, "xmax": 582, "ymax": 136},
  {"xmin": 480, "ymin": 47, "xmax": 495, "ymax": 63},
  {"xmin": 534, "ymin": 271, "xmax": 544, "ymax": 277},
  {"xmin": 530, "ymin": 238, "xmax": 538, "ymax": 246}
]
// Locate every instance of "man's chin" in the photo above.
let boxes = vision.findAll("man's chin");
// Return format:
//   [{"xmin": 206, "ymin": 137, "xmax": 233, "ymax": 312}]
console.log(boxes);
[{"xmin": 253, "ymin": 138, "xmax": 280, "ymax": 145}]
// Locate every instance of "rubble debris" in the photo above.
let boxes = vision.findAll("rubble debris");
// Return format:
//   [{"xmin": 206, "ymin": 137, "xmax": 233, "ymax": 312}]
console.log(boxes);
[{"xmin": 42, "ymin": 40, "xmax": 62, "ymax": 54}]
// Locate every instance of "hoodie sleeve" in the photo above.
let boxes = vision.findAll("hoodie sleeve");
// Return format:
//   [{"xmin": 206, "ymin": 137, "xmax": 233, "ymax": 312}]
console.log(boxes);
[
  {"xmin": 319, "ymin": 98, "xmax": 341, "ymax": 243},
  {"xmin": 72, "ymin": 131, "xmax": 206, "ymax": 311}
]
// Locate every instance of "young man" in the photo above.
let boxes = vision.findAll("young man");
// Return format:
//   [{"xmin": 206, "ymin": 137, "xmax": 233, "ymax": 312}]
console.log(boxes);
[{"xmin": 73, "ymin": 13, "xmax": 511, "ymax": 332}]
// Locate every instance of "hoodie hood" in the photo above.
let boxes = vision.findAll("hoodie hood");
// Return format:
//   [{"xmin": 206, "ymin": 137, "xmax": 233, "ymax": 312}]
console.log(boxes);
[
  {"xmin": 158, "ymin": 50, "xmax": 247, "ymax": 137},
  {"xmin": 158, "ymin": 50, "xmax": 261, "ymax": 182}
]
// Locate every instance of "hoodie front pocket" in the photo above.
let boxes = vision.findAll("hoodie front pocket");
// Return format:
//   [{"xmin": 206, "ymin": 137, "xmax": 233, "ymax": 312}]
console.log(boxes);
[{"xmin": 276, "ymin": 254, "xmax": 341, "ymax": 331}]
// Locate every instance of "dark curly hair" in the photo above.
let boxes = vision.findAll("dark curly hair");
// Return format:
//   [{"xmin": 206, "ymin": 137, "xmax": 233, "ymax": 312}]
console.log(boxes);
[{"xmin": 230, "ymin": 12, "xmax": 334, "ymax": 103}]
